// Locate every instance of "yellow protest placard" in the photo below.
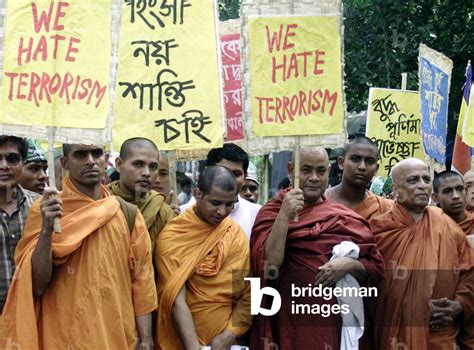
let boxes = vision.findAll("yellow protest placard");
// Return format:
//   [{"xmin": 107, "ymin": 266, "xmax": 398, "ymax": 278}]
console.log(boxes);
[
  {"xmin": 113, "ymin": 0, "xmax": 223, "ymax": 151},
  {"xmin": 248, "ymin": 16, "xmax": 344, "ymax": 137},
  {"xmin": 0, "ymin": 0, "xmax": 111, "ymax": 128},
  {"xmin": 366, "ymin": 88, "xmax": 425, "ymax": 176}
]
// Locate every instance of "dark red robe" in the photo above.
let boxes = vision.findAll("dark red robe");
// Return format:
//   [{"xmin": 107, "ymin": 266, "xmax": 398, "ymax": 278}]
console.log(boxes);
[{"xmin": 250, "ymin": 190, "xmax": 385, "ymax": 350}]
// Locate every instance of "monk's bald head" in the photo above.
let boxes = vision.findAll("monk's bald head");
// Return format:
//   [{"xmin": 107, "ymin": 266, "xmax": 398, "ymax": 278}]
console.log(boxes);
[
  {"xmin": 119, "ymin": 138, "xmax": 158, "ymax": 160},
  {"xmin": 463, "ymin": 170, "xmax": 474, "ymax": 211},
  {"xmin": 391, "ymin": 158, "xmax": 431, "ymax": 215},
  {"xmin": 288, "ymin": 147, "xmax": 329, "ymax": 204},
  {"xmin": 198, "ymin": 165, "xmax": 237, "ymax": 196}
]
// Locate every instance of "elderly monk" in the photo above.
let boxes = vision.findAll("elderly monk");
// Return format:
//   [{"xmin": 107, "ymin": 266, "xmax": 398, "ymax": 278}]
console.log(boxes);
[
  {"xmin": 250, "ymin": 147, "xmax": 384, "ymax": 350},
  {"xmin": 464, "ymin": 170, "xmax": 474, "ymax": 213},
  {"xmin": 109, "ymin": 138, "xmax": 175, "ymax": 252},
  {"xmin": 369, "ymin": 158, "xmax": 474, "ymax": 350},
  {"xmin": 155, "ymin": 165, "xmax": 251, "ymax": 349},
  {"xmin": 326, "ymin": 135, "xmax": 392, "ymax": 220},
  {"xmin": 0, "ymin": 144, "xmax": 157, "ymax": 349}
]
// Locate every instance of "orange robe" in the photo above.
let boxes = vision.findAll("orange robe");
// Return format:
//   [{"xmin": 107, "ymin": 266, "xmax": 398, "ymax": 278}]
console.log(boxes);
[
  {"xmin": 353, "ymin": 193, "xmax": 393, "ymax": 221},
  {"xmin": 458, "ymin": 211, "xmax": 474, "ymax": 236},
  {"xmin": 369, "ymin": 204, "xmax": 474, "ymax": 350},
  {"xmin": 155, "ymin": 207, "xmax": 251, "ymax": 349},
  {"xmin": 0, "ymin": 176, "xmax": 157, "ymax": 349}
]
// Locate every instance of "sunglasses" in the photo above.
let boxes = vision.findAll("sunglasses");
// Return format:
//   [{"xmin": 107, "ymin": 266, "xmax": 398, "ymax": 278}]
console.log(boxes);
[{"xmin": 0, "ymin": 152, "xmax": 22, "ymax": 166}]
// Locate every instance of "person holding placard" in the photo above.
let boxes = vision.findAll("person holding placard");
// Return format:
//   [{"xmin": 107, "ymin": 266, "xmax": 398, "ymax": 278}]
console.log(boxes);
[
  {"xmin": 109, "ymin": 138, "xmax": 175, "ymax": 252},
  {"xmin": 0, "ymin": 136, "xmax": 40, "ymax": 314},
  {"xmin": 326, "ymin": 135, "xmax": 393, "ymax": 221},
  {"xmin": 19, "ymin": 139, "xmax": 48, "ymax": 195},
  {"xmin": 369, "ymin": 158, "xmax": 474, "ymax": 350},
  {"xmin": 250, "ymin": 147, "xmax": 384, "ymax": 349},
  {"xmin": 1, "ymin": 144, "xmax": 157, "ymax": 349},
  {"xmin": 155, "ymin": 165, "xmax": 251, "ymax": 349}
]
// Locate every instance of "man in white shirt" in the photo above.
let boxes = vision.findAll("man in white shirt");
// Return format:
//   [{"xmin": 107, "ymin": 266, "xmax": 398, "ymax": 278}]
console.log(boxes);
[{"xmin": 180, "ymin": 143, "xmax": 261, "ymax": 239}]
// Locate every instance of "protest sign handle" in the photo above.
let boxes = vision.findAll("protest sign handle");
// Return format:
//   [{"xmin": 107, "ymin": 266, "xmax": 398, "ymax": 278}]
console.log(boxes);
[
  {"xmin": 168, "ymin": 151, "xmax": 178, "ymax": 205},
  {"xmin": 47, "ymin": 127, "xmax": 61, "ymax": 233},
  {"xmin": 401, "ymin": 73, "xmax": 407, "ymax": 90},
  {"xmin": 293, "ymin": 137, "xmax": 300, "ymax": 222}
]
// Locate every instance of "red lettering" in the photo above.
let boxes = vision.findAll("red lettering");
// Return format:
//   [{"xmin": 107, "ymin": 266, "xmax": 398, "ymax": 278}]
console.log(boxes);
[
  {"xmin": 297, "ymin": 51, "xmax": 312, "ymax": 77},
  {"xmin": 272, "ymin": 55, "xmax": 286, "ymax": 83},
  {"xmin": 298, "ymin": 90, "xmax": 307, "ymax": 116},
  {"xmin": 17, "ymin": 37, "xmax": 33, "ymax": 65},
  {"xmin": 53, "ymin": 2, "xmax": 70, "ymax": 31},
  {"xmin": 28, "ymin": 72, "xmax": 41, "ymax": 107},
  {"xmin": 89, "ymin": 81, "xmax": 107, "ymax": 108},
  {"xmin": 265, "ymin": 25, "xmax": 283, "ymax": 53},
  {"xmin": 312, "ymin": 90, "xmax": 323, "ymax": 112},
  {"xmin": 32, "ymin": 35, "xmax": 48, "ymax": 62},
  {"xmin": 275, "ymin": 97, "xmax": 283, "ymax": 123},
  {"xmin": 313, "ymin": 50, "xmax": 326, "ymax": 76},
  {"xmin": 16, "ymin": 73, "xmax": 29, "ymax": 99},
  {"xmin": 59, "ymin": 72, "xmax": 74, "ymax": 104},
  {"xmin": 282, "ymin": 24, "xmax": 298, "ymax": 50},
  {"xmin": 31, "ymin": 2, "xmax": 55, "ymax": 33},
  {"xmin": 50, "ymin": 34, "xmax": 66, "ymax": 59},
  {"xmin": 78, "ymin": 79, "xmax": 92, "ymax": 99},
  {"xmin": 286, "ymin": 53, "xmax": 298, "ymax": 81},
  {"xmin": 65, "ymin": 37, "xmax": 80, "ymax": 62},
  {"xmin": 4, "ymin": 72, "xmax": 18, "ymax": 100},
  {"xmin": 283, "ymin": 96, "xmax": 291, "ymax": 121},
  {"xmin": 323, "ymin": 90, "xmax": 338, "ymax": 116},
  {"xmin": 40, "ymin": 73, "xmax": 52, "ymax": 103},
  {"xmin": 49, "ymin": 73, "xmax": 62, "ymax": 94}
]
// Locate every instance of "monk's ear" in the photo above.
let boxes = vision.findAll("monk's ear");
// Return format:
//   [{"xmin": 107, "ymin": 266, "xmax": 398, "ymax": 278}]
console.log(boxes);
[
  {"xmin": 431, "ymin": 192, "xmax": 439, "ymax": 205},
  {"xmin": 60, "ymin": 155, "xmax": 68, "ymax": 171},
  {"xmin": 391, "ymin": 183, "xmax": 398, "ymax": 200},
  {"xmin": 115, "ymin": 157, "xmax": 123, "ymax": 173},
  {"xmin": 287, "ymin": 161, "xmax": 294, "ymax": 183},
  {"xmin": 337, "ymin": 156, "xmax": 344, "ymax": 171}
]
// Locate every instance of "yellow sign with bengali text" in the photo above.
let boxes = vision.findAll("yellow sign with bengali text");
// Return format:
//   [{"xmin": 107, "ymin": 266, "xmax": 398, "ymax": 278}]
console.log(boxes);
[
  {"xmin": 113, "ymin": 0, "xmax": 223, "ymax": 151},
  {"xmin": 249, "ymin": 16, "xmax": 344, "ymax": 137},
  {"xmin": 366, "ymin": 88, "xmax": 425, "ymax": 176},
  {"xmin": 0, "ymin": 0, "xmax": 111, "ymax": 128}
]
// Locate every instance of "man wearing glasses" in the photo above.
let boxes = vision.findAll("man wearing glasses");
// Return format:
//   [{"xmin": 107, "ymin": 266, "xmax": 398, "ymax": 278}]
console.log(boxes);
[{"xmin": 0, "ymin": 135, "xmax": 39, "ymax": 314}]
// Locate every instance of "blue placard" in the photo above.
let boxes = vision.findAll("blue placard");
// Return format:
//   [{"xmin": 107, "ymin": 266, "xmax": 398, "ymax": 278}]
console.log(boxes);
[{"xmin": 420, "ymin": 57, "xmax": 449, "ymax": 164}]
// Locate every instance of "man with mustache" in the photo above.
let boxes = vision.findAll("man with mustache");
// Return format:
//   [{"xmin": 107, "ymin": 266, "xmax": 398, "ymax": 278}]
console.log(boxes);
[
  {"xmin": 1, "ymin": 144, "xmax": 157, "ymax": 349},
  {"xmin": 155, "ymin": 165, "xmax": 251, "ymax": 349},
  {"xmin": 250, "ymin": 147, "xmax": 384, "ymax": 349},
  {"xmin": 109, "ymin": 138, "xmax": 175, "ymax": 252},
  {"xmin": 0, "ymin": 136, "xmax": 39, "ymax": 314},
  {"xmin": 326, "ymin": 135, "xmax": 392, "ymax": 220},
  {"xmin": 369, "ymin": 158, "xmax": 474, "ymax": 349}
]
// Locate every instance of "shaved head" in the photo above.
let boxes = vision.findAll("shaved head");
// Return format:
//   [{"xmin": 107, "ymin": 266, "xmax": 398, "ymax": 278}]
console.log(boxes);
[
  {"xmin": 464, "ymin": 170, "xmax": 474, "ymax": 183},
  {"xmin": 198, "ymin": 165, "xmax": 237, "ymax": 196},
  {"xmin": 464, "ymin": 170, "xmax": 474, "ymax": 211},
  {"xmin": 292, "ymin": 147, "xmax": 329, "ymax": 164},
  {"xmin": 391, "ymin": 158, "xmax": 429, "ymax": 185},
  {"xmin": 119, "ymin": 138, "xmax": 158, "ymax": 160}
]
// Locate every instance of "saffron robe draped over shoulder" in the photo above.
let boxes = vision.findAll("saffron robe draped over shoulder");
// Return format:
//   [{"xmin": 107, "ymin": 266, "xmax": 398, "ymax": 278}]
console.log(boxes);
[
  {"xmin": 250, "ymin": 190, "xmax": 385, "ymax": 350},
  {"xmin": 109, "ymin": 181, "xmax": 175, "ymax": 251},
  {"xmin": 0, "ymin": 176, "xmax": 157, "ymax": 350},
  {"xmin": 458, "ymin": 211, "xmax": 474, "ymax": 236},
  {"xmin": 155, "ymin": 207, "xmax": 251, "ymax": 350},
  {"xmin": 353, "ymin": 193, "xmax": 393, "ymax": 221},
  {"xmin": 369, "ymin": 204, "xmax": 474, "ymax": 350}
]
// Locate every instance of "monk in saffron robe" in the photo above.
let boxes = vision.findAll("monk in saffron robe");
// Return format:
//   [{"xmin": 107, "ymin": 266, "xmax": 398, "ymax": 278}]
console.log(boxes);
[
  {"xmin": 250, "ymin": 148, "xmax": 384, "ymax": 350},
  {"xmin": 155, "ymin": 166, "xmax": 251, "ymax": 349},
  {"xmin": 109, "ymin": 138, "xmax": 175, "ymax": 251},
  {"xmin": 326, "ymin": 135, "xmax": 392, "ymax": 221},
  {"xmin": 0, "ymin": 144, "xmax": 157, "ymax": 349},
  {"xmin": 464, "ymin": 170, "xmax": 474, "ymax": 213},
  {"xmin": 431, "ymin": 170, "xmax": 474, "ymax": 349},
  {"xmin": 369, "ymin": 158, "xmax": 474, "ymax": 350}
]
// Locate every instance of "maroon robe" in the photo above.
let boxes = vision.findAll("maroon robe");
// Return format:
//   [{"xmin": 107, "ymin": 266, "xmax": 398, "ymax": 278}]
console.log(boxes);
[{"xmin": 250, "ymin": 190, "xmax": 385, "ymax": 350}]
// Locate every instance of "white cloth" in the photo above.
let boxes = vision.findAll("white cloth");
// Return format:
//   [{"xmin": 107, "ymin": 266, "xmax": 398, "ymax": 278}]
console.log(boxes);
[
  {"xmin": 179, "ymin": 195, "xmax": 261, "ymax": 239},
  {"xmin": 330, "ymin": 241, "xmax": 364, "ymax": 350}
]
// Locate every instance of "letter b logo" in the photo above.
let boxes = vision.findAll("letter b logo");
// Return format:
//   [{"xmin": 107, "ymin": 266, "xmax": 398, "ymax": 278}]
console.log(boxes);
[{"xmin": 245, "ymin": 277, "xmax": 281, "ymax": 316}]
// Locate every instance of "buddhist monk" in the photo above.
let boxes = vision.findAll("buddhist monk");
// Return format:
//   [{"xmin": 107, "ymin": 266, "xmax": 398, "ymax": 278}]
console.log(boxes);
[
  {"xmin": 250, "ymin": 147, "xmax": 384, "ymax": 350},
  {"xmin": 369, "ymin": 158, "xmax": 474, "ymax": 350},
  {"xmin": 155, "ymin": 165, "xmax": 251, "ymax": 349},
  {"xmin": 432, "ymin": 170, "xmax": 474, "ymax": 349},
  {"xmin": 180, "ymin": 143, "xmax": 261, "ymax": 239},
  {"xmin": 464, "ymin": 170, "xmax": 474, "ymax": 213},
  {"xmin": 0, "ymin": 144, "xmax": 157, "ymax": 349},
  {"xmin": 109, "ymin": 138, "xmax": 175, "ymax": 251},
  {"xmin": 326, "ymin": 135, "xmax": 392, "ymax": 220}
]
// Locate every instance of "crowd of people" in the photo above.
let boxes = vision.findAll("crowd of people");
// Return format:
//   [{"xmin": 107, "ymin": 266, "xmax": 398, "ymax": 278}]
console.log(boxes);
[{"xmin": 0, "ymin": 135, "xmax": 473, "ymax": 350}]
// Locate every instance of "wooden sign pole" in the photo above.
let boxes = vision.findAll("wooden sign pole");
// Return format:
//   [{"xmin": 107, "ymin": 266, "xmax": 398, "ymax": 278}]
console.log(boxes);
[{"xmin": 47, "ymin": 127, "xmax": 61, "ymax": 233}]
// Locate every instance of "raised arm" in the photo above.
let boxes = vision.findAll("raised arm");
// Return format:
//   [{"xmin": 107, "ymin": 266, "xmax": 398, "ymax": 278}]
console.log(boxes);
[{"xmin": 31, "ymin": 188, "xmax": 62, "ymax": 296}]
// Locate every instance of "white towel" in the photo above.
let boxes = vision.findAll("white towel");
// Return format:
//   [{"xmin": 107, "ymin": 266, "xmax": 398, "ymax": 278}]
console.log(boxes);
[{"xmin": 330, "ymin": 241, "xmax": 364, "ymax": 350}]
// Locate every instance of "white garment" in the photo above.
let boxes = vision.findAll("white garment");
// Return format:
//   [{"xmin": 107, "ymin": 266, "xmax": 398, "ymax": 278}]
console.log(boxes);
[
  {"xmin": 179, "ymin": 195, "xmax": 261, "ymax": 239},
  {"xmin": 330, "ymin": 241, "xmax": 364, "ymax": 350}
]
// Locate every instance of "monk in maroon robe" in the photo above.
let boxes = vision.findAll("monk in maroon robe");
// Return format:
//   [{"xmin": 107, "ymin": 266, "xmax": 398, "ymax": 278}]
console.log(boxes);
[{"xmin": 250, "ymin": 148, "xmax": 384, "ymax": 350}]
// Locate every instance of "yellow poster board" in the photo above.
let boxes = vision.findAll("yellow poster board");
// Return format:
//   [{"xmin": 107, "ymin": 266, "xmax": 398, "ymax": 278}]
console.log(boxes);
[
  {"xmin": 0, "ymin": 0, "xmax": 111, "ymax": 128},
  {"xmin": 249, "ymin": 15, "xmax": 344, "ymax": 137},
  {"xmin": 366, "ymin": 88, "xmax": 425, "ymax": 176},
  {"xmin": 113, "ymin": 0, "xmax": 223, "ymax": 151}
]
